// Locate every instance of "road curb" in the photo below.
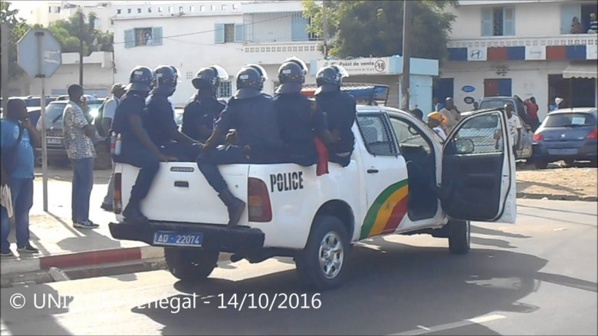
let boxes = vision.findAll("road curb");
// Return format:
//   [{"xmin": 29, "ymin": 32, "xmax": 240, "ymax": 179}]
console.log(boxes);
[{"xmin": 516, "ymin": 192, "xmax": 597, "ymax": 202}]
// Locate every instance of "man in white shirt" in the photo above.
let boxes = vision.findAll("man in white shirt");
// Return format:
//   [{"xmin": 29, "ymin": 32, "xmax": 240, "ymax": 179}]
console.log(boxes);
[
  {"xmin": 100, "ymin": 83, "xmax": 125, "ymax": 212},
  {"xmin": 497, "ymin": 103, "xmax": 522, "ymax": 155}
]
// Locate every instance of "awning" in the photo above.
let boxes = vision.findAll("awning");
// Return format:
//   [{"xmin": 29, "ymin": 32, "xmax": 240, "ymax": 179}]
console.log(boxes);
[{"xmin": 562, "ymin": 63, "xmax": 598, "ymax": 79}]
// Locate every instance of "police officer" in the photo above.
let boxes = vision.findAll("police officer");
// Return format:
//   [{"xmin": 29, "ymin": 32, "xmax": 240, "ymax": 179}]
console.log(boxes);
[
  {"xmin": 197, "ymin": 66, "xmax": 283, "ymax": 226},
  {"xmin": 144, "ymin": 65, "xmax": 199, "ymax": 161},
  {"xmin": 181, "ymin": 65, "xmax": 229, "ymax": 143},
  {"xmin": 315, "ymin": 65, "xmax": 356, "ymax": 167},
  {"xmin": 111, "ymin": 66, "xmax": 177, "ymax": 223},
  {"xmin": 274, "ymin": 60, "xmax": 332, "ymax": 166}
]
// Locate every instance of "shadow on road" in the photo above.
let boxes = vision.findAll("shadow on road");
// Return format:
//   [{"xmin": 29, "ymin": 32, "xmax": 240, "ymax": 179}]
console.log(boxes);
[{"xmin": 126, "ymin": 240, "xmax": 591, "ymax": 335}]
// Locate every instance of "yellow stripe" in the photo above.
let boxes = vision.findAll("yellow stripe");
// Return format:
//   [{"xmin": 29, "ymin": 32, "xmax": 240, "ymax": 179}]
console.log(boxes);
[{"xmin": 369, "ymin": 186, "xmax": 409, "ymax": 236}]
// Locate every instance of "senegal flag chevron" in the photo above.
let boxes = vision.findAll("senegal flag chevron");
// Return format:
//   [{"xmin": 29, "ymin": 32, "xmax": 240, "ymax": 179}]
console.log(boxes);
[{"xmin": 359, "ymin": 179, "xmax": 409, "ymax": 239}]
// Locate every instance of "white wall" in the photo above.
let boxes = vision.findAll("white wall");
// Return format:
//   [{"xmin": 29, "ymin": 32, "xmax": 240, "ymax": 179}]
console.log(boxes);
[{"xmin": 441, "ymin": 60, "xmax": 571, "ymax": 120}]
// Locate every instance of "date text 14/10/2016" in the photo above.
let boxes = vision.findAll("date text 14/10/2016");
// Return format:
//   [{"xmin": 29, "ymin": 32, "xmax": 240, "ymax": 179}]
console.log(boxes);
[{"xmin": 217, "ymin": 293, "xmax": 322, "ymax": 311}]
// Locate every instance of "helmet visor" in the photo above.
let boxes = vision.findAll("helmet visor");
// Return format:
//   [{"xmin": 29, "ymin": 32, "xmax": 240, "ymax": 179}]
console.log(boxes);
[
  {"xmin": 209, "ymin": 65, "xmax": 230, "ymax": 80},
  {"xmin": 285, "ymin": 57, "xmax": 308, "ymax": 73}
]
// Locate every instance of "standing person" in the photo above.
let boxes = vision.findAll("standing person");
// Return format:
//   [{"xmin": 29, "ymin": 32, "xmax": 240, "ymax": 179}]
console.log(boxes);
[
  {"xmin": 100, "ymin": 83, "xmax": 126, "ymax": 212},
  {"xmin": 495, "ymin": 103, "xmax": 522, "ymax": 155},
  {"xmin": 196, "ymin": 66, "xmax": 283, "ymax": 227},
  {"xmin": 63, "ymin": 85, "xmax": 98, "ymax": 229},
  {"xmin": 439, "ymin": 97, "xmax": 461, "ymax": 134},
  {"xmin": 588, "ymin": 13, "xmax": 597, "ymax": 33},
  {"xmin": 182, "ymin": 65, "xmax": 228, "ymax": 143},
  {"xmin": 524, "ymin": 96, "xmax": 541, "ymax": 132},
  {"xmin": 314, "ymin": 65, "xmax": 357, "ymax": 167},
  {"xmin": 426, "ymin": 112, "xmax": 447, "ymax": 140},
  {"xmin": 571, "ymin": 16, "xmax": 583, "ymax": 34},
  {"xmin": 274, "ymin": 60, "xmax": 333, "ymax": 167},
  {"xmin": 472, "ymin": 101, "xmax": 479, "ymax": 110},
  {"xmin": 111, "ymin": 66, "xmax": 177, "ymax": 224},
  {"xmin": 0, "ymin": 98, "xmax": 41, "ymax": 255}
]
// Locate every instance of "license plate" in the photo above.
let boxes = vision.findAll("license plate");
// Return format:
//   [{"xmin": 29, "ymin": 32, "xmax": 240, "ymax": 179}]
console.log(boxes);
[
  {"xmin": 47, "ymin": 138, "xmax": 62, "ymax": 145},
  {"xmin": 153, "ymin": 231, "xmax": 203, "ymax": 247},
  {"xmin": 548, "ymin": 148, "xmax": 578, "ymax": 155}
]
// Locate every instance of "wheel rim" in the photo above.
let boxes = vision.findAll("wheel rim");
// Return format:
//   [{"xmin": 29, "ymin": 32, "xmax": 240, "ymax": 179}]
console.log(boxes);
[{"xmin": 318, "ymin": 232, "xmax": 344, "ymax": 280}]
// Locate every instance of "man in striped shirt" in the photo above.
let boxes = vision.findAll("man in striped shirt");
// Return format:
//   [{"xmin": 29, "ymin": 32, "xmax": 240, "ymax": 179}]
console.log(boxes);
[{"xmin": 589, "ymin": 13, "xmax": 597, "ymax": 33}]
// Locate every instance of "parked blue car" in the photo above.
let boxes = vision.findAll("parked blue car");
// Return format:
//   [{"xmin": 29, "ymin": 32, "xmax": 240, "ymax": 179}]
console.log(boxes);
[{"xmin": 532, "ymin": 107, "xmax": 598, "ymax": 169}]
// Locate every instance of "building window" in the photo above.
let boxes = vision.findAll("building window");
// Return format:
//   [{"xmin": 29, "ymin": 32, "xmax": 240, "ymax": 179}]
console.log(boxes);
[
  {"xmin": 186, "ymin": 71, "xmax": 194, "ymax": 80},
  {"xmin": 179, "ymin": 6, "xmax": 184, "ymax": 13},
  {"xmin": 48, "ymin": 6, "xmax": 52, "ymax": 13},
  {"xmin": 481, "ymin": 7, "xmax": 515, "ymax": 36},
  {"xmin": 222, "ymin": 5, "xmax": 227, "ymax": 10},
  {"xmin": 224, "ymin": 24, "xmax": 235, "ymax": 43},
  {"xmin": 561, "ymin": 3, "xmax": 598, "ymax": 34},
  {"xmin": 127, "ymin": 8, "xmax": 131, "ymax": 14},
  {"xmin": 200, "ymin": 5, "xmax": 205, "ymax": 12},
  {"xmin": 169, "ymin": 6, "xmax": 173, "ymax": 13},
  {"xmin": 148, "ymin": 8, "xmax": 152, "ymax": 13},
  {"xmin": 217, "ymin": 81, "xmax": 232, "ymax": 98},
  {"xmin": 110, "ymin": 19, "xmax": 114, "ymax": 26},
  {"xmin": 158, "ymin": 7, "xmax": 162, "ymax": 12},
  {"xmin": 137, "ymin": 8, "xmax": 142, "ymax": 13},
  {"xmin": 94, "ymin": 18, "xmax": 101, "ymax": 28},
  {"xmin": 125, "ymin": 27, "xmax": 163, "ymax": 48},
  {"xmin": 211, "ymin": 5, "xmax": 216, "ymax": 11},
  {"xmin": 117, "ymin": 9, "xmax": 121, "ymax": 14},
  {"xmin": 190, "ymin": 6, "xmax": 194, "ymax": 12}
]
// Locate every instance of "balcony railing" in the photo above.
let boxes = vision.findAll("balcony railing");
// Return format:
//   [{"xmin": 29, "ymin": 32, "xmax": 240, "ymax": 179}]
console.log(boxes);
[
  {"xmin": 242, "ymin": 41, "xmax": 322, "ymax": 64},
  {"xmin": 448, "ymin": 34, "xmax": 598, "ymax": 48}
]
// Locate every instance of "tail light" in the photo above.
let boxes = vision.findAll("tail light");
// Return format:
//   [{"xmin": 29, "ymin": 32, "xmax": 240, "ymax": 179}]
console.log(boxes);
[
  {"xmin": 247, "ymin": 178, "xmax": 272, "ymax": 222},
  {"xmin": 587, "ymin": 129, "xmax": 598, "ymax": 139},
  {"xmin": 533, "ymin": 133, "xmax": 544, "ymax": 142},
  {"xmin": 113, "ymin": 173, "xmax": 122, "ymax": 214}
]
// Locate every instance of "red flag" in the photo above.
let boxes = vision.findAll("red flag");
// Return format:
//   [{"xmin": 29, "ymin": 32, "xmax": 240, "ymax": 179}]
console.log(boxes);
[{"xmin": 314, "ymin": 137, "xmax": 329, "ymax": 176}]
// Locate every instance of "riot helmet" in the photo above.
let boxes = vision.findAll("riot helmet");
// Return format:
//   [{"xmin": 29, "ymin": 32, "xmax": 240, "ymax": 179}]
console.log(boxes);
[
  {"xmin": 153, "ymin": 65, "xmax": 177, "ymax": 96},
  {"xmin": 170, "ymin": 66, "xmax": 181, "ymax": 83},
  {"xmin": 284, "ymin": 56, "xmax": 308, "ymax": 75},
  {"xmin": 245, "ymin": 64, "xmax": 268, "ymax": 90},
  {"xmin": 125, "ymin": 66, "xmax": 154, "ymax": 93},
  {"xmin": 192, "ymin": 65, "xmax": 229, "ymax": 92},
  {"xmin": 315, "ymin": 65, "xmax": 349, "ymax": 95},
  {"xmin": 234, "ymin": 67, "xmax": 262, "ymax": 99},
  {"xmin": 275, "ymin": 61, "xmax": 305, "ymax": 94}
]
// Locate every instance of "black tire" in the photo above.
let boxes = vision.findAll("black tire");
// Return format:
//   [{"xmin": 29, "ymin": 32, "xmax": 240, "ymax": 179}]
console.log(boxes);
[
  {"xmin": 295, "ymin": 215, "xmax": 350, "ymax": 290},
  {"xmin": 448, "ymin": 220, "xmax": 470, "ymax": 255},
  {"xmin": 94, "ymin": 144, "xmax": 112, "ymax": 170},
  {"xmin": 164, "ymin": 248, "xmax": 219, "ymax": 282},
  {"xmin": 534, "ymin": 160, "xmax": 548, "ymax": 169}
]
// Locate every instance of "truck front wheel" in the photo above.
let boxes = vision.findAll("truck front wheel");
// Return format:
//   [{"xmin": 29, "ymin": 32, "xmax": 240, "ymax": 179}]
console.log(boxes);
[
  {"xmin": 295, "ymin": 216, "xmax": 351, "ymax": 290},
  {"xmin": 448, "ymin": 220, "xmax": 471, "ymax": 255},
  {"xmin": 164, "ymin": 248, "xmax": 219, "ymax": 282}
]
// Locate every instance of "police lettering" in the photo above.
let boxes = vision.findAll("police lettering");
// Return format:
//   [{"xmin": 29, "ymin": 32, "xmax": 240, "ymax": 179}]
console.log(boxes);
[{"xmin": 270, "ymin": 172, "xmax": 304, "ymax": 192}]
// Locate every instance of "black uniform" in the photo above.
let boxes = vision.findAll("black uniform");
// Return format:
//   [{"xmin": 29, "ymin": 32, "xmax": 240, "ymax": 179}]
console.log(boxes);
[
  {"xmin": 197, "ymin": 94, "xmax": 283, "ymax": 193},
  {"xmin": 316, "ymin": 90, "xmax": 357, "ymax": 167},
  {"xmin": 181, "ymin": 94, "xmax": 225, "ymax": 143},
  {"xmin": 274, "ymin": 92, "xmax": 327, "ymax": 166}
]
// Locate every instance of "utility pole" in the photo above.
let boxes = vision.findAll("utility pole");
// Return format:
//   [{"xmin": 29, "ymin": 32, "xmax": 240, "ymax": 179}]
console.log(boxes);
[
  {"xmin": 400, "ymin": 0, "xmax": 412, "ymax": 110},
  {"xmin": 322, "ymin": 0, "xmax": 329, "ymax": 59},
  {"xmin": 1, "ymin": 23, "xmax": 9, "ymax": 116},
  {"xmin": 79, "ymin": 10, "xmax": 84, "ymax": 86}
]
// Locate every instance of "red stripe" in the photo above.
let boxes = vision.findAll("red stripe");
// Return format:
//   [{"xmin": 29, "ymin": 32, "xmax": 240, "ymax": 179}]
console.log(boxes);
[
  {"xmin": 546, "ymin": 46, "xmax": 566, "ymax": 60},
  {"xmin": 488, "ymin": 47, "xmax": 508, "ymax": 61},
  {"xmin": 381, "ymin": 198, "xmax": 409, "ymax": 234},
  {"xmin": 40, "ymin": 247, "xmax": 142, "ymax": 270}
]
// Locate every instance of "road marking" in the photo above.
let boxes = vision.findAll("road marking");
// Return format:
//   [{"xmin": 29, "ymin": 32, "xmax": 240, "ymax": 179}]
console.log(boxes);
[{"xmin": 391, "ymin": 314, "xmax": 506, "ymax": 335}]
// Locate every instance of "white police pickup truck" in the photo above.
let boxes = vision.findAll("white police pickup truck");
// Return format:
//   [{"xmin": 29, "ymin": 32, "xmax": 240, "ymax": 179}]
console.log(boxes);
[{"xmin": 109, "ymin": 103, "xmax": 517, "ymax": 290}]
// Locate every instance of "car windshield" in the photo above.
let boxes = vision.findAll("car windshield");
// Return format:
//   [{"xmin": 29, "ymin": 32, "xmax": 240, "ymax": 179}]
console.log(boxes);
[
  {"xmin": 545, "ymin": 113, "xmax": 597, "ymax": 127},
  {"xmin": 25, "ymin": 98, "xmax": 41, "ymax": 107},
  {"xmin": 461, "ymin": 114, "xmax": 499, "ymax": 129},
  {"xmin": 479, "ymin": 99, "xmax": 511, "ymax": 110}
]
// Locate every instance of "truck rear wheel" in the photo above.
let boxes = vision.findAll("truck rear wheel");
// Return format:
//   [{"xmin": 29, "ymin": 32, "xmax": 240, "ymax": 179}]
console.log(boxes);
[
  {"xmin": 448, "ymin": 220, "xmax": 471, "ymax": 255},
  {"xmin": 295, "ymin": 216, "xmax": 350, "ymax": 290},
  {"xmin": 164, "ymin": 248, "xmax": 219, "ymax": 282}
]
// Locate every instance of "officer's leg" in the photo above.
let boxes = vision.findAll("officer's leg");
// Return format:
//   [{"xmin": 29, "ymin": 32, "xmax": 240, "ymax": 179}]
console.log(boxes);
[
  {"xmin": 121, "ymin": 149, "xmax": 160, "ymax": 223},
  {"xmin": 196, "ymin": 146, "xmax": 247, "ymax": 226}
]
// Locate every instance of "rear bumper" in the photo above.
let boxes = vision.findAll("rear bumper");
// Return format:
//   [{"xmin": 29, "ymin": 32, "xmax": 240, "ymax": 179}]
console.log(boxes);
[
  {"xmin": 109, "ymin": 221, "xmax": 265, "ymax": 254},
  {"xmin": 532, "ymin": 142, "xmax": 598, "ymax": 162}
]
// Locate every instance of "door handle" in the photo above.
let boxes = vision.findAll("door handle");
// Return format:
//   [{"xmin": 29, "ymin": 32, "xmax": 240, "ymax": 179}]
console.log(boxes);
[
  {"xmin": 367, "ymin": 169, "xmax": 379, "ymax": 174},
  {"xmin": 174, "ymin": 181, "xmax": 189, "ymax": 188}
]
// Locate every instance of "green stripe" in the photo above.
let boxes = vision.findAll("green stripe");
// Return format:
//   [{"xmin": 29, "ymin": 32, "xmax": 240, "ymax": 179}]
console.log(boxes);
[{"xmin": 359, "ymin": 179, "xmax": 409, "ymax": 239}]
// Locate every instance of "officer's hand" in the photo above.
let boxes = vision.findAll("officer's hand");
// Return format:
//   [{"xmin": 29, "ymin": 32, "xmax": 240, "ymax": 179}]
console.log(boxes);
[{"xmin": 159, "ymin": 154, "xmax": 178, "ymax": 162}]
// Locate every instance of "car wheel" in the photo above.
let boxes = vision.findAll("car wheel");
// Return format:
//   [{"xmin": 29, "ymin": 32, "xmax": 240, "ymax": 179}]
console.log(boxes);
[
  {"xmin": 94, "ymin": 144, "xmax": 112, "ymax": 170},
  {"xmin": 448, "ymin": 220, "xmax": 470, "ymax": 255},
  {"xmin": 534, "ymin": 160, "xmax": 548, "ymax": 169},
  {"xmin": 164, "ymin": 248, "xmax": 219, "ymax": 282},
  {"xmin": 295, "ymin": 215, "xmax": 350, "ymax": 290}
]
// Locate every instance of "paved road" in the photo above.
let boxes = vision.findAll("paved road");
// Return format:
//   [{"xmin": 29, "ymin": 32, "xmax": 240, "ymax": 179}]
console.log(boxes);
[{"xmin": 1, "ymin": 199, "xmax": 596, "ymax": 335}]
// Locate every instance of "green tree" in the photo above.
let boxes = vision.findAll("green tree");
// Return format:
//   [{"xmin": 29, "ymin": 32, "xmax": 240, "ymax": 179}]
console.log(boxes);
[
  {"xmin": 48, "ymin": 9, "xmax": 113, "ymax": 55},
  {"xmin": 302, "ymin": 0, "xmax": 458, "ymax": 60},
  {"xmin": 0, "ymin": 1, "xmax": 31, "ymax": 79}
]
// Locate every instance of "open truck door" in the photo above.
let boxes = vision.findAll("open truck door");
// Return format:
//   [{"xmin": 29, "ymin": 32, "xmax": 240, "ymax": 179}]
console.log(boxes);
[{"xmin": 440, "ymin": 109, "xmax": 517, "ymax": 224}]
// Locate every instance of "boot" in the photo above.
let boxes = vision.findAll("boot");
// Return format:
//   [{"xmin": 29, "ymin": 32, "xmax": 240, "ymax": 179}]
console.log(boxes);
[
  {"xmin": 218, "ymin": 189, "xmax": 246, "ymax": 227},
  {"xmin": 122, "ymin": 201, "xmax": 148, "ymax": 224}
]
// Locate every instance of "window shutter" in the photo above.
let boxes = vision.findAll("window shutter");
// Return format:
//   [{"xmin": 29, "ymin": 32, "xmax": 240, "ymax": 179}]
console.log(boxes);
[
  {"xmin": 234, "ymin": 23, "xmax": 245, "ymax": 43},
  {"xmin": 291, "ymin": 13, "xmax": 309, "ymax": 41},
  {"xmin": 481, "ymin": 8, "xmax": 493, "ymax": 37},
  {"xmin": 152, "ymin": 26, "xmax": 163, "ymax": 45},
  {"xmin": 214, "ymin": 23, "xmax": 225, "ymax": 44},
  {"xmin": 503, "ymin": 8, "xmax": 515, "ymax": 36},
  {"xmin": 124, "ymin": 29, "xmax": 135, "ymax": 48}
]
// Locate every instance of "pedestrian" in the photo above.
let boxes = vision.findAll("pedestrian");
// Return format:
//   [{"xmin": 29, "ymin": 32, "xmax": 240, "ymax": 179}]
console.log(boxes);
[
  {"xmin": 439, "ymin": 97, "xmax": 461, "ymax": 134},
  {"xmin": 588, "ymin": 13, "xmax": 597, "ymax": 33},
  {"xmin": 314, "ymin": 65, "xmax": 357, "ymax": 167},
  {"xmin": 100, "ymin": 83, "xmax": 126, "ymax": 212},
  {"xmin": 196, "ymin": 66, "xmax": 283, "ymax": 227},
  {"xmin": 274, "ymin": 59, "xmax": 333, "ymax": 167},
  {"xmin": 472, "ymin": 101, "xmax": 479, "ymax": 110},
  {"xmin": 182, "ymin": 65, "xmax": 228, "ymax": 143},
  {"xmin": 63, "ymin": 85, "xmax": 98, "ymax": 229},
  {"xmin": 495, "ymin": 103, "xmax": 522, "ymax": 155},
  {"xmin": 524, "ymin": 96, "xmax": 541, "ymax": 132},
  {"xmin": 111, "ymin": 66, "xmax": 177, "ymax": 224},
  {"xmin": 0, "ymin": 98, "xmax": 41, "ymax": 255},
  {"xmin": 410, "ymin": 108, "xmax": 424, "ymax": 121},
  {"xmin": 426, "ymin": 112, "xmax": 447, "ymax": 140},
  {"xmin": 571, "ymin": 16, "xmax": 583, "ymax": 34},
  {"xmin": 144, "ymin": 65, "xmax": 199, "ymax": 161}
]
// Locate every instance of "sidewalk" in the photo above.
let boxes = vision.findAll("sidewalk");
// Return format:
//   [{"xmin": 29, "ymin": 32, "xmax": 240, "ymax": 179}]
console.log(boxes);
[{"xmin": 1, "ymin": 172, "xmax": 163, "ymax": 277}]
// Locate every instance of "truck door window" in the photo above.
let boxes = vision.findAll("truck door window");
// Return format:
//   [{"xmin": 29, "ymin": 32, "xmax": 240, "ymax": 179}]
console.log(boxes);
[
  {"xmin": 356, "ymin": 114, "xmax": 398, "ymax": 156},
  {"xmin": 389, "ymin": 118, "xmax": 431, "ymax": 154}
]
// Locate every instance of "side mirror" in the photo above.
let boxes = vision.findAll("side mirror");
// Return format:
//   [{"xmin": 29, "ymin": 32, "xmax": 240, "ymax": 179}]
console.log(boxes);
[{"xmin": 455, "ymin": 138, "xmax": 475, "ymax": 154}]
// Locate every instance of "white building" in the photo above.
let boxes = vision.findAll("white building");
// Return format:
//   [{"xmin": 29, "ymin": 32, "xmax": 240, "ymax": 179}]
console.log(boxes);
[
  {"xmin": 112, "ymin": 0, "xmax": 322, "ymax": 106},
  {"xmin": 24, "ymin": 1, "xmax": 118, "ymax": 32},
  {"xmin": 439, "ymin": 0, "xmax": 598, "ymax": 119}
]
